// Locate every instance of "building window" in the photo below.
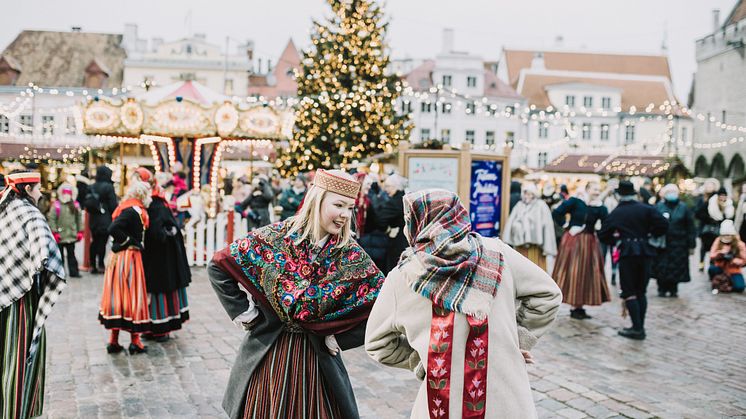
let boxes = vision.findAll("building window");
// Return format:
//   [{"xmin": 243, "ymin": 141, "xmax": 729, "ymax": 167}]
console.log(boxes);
[
  {"xmin": 401, "ymin": 101, "xmax": 412, "ymax": 113},
  {"xmin": 42, "ymin": 115, "xmax": 55, "ymax": 136},
  {"xmin": 583, "ymin": 96, "xmax": 593, "ymax": 108},
  {"xmin": 601, "ymin": 97, "xmax": 611, "ymax": 109},
  {"xmin": 420, "ymin": 102, "xmax": 432, "ymax": 113},
  {"xmin": 505, "ymin": 131, "xmax": 515, "ymax": 146},
  {"xmin": 66, "ymin": 116, "xmax": 76, "ymax": 134},
  {"xmin": 441, "ymin": 103, "xmax": 451, "ymax": 114},
  {"xmin": 466, "ymin": 102, "xmax": 476, "ymax": 115},
  {"xmin": 538, "ymin": 123, "xmax": 548, "ymax": 139},
  {"xmin": 625, "ymin": 125, "xmax": 635, "ymax": 143},
  {"xmin": 565, "ymin": 122, "xmax": 576, "ymax": 138},
  {"xmin": 600, "ymin": 124, "xmax": 610, "ymax": 140},
  {"xmin": 19, "ymin": 114, "xmax": 32, "ymax": 134},
  {"xmin": 486, "ymin": 105, "xmax": 497, "ymax": 116},
  {"xmin": 441, "ymin": 129, "xmax": 451, "ymax": 142},
  {"xmin": 722, "ymin": 110, "xmax": 727, "ymax": 124},
  {"xmin": 466, "ymin": 76, "xmax": 477, "ymax": 88},
  {"xmin": 582, "ymin": 123, "xmax": 591, "ymax": 140},
  {"xmin": 565, "ymin": 95, "xmax": 575, "ymax": 107},
  {"xmin": 538, "ymin": 152, "xmax": 548, "ymax": 167},
  {"xmin": 485, "ymin": 131, "xmax": 495, "ymax": 146},
  {"xmin": 505, "ymin": 105, "xmax": 515, "ymax": 115},
  {"xmin": 442, "ymin": 75, "xmax": 452, "ymax": 87},
  {"xmin": 420, "ymin": 128, "xmax": 431, "ymax": 141},
  {"xmin": 681, "ymin": 127, "xmax": 688, "ymax": 141},
  {"xmin": 466, "ymin": 130, "xmax": 475, "ymax": 144},
  {"xmin": 0, "ymin": 115, "xmax": 9, "ymax": 134}
]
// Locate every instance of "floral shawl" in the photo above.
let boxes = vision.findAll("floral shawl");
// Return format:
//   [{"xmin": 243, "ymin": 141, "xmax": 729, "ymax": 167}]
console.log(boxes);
[{"xmin": 219, "ymin": 221, "xmax": 384, "ymax": 335}]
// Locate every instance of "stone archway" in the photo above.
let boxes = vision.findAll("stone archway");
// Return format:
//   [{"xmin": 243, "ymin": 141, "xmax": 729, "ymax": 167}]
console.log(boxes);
[
  {"xmin": 694, "ymin": 155, "xmax": 710, "ymax": 177},
  {"xmin": 711, "ymin": 153, "xmax": 727, "ymax": 180},
  {"xmin": 728, "ymin": 154, "xmax": 745, "ymax": 179}
]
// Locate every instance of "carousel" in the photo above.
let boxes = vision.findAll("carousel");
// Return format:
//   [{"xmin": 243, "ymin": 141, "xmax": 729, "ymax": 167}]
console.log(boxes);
[{"xmin": 81, "ymin": 80, "xmax": 293, "ymax": 216}]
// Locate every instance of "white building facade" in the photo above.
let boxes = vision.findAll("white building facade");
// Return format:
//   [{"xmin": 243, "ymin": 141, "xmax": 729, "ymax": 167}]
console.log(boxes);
[
  {"xmin": 499, "ymin": 49, "xmax": 692, "ymax": 169},
  {"xmin": 691, "ymin": 3, "xmax": 746, "ymax": 182},
  {"xmin": 122, "ymin": 24, "xmax": 254, "ymax": 96},
  {"xmin": 395, "ymin": 30, "xmax": 526, "ymax": 162}
]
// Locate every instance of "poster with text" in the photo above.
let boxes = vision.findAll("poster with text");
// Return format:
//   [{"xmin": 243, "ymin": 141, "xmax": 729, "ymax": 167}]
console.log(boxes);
[
  {"xmin": 469, "ymin": 160, "xmax": 503, "ymax": 237},
  {"xmin": 407, "ymin": 157, "xmax": 459, "ymax": 193}
]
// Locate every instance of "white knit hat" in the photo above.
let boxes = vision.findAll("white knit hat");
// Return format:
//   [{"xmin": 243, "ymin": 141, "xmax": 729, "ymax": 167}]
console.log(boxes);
[{"xmin": 720, "ymin": 219, "xmax": 737, "ymax": 236}]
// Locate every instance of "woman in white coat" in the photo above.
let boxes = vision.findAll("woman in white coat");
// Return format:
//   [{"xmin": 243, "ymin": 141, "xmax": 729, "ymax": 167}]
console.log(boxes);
[
  {"xmin": 503, "ymin": 182, "xmax": 557, "ymax": 271},
  {"xmin": 365, "ymin": 189, "xmax": 561, "ymax": 419}
]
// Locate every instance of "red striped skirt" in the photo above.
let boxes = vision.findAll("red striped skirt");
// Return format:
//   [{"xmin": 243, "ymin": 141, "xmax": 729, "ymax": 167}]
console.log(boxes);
[
  {"xmin": 552, "ymin": 232, "xmax": 610, "ymax": 306},
  {"xmin": 242, "ymin": 331, "xmax": 342, "ymax": 419},
  {"xmin": 98, "ymin": 248, "xmax": 151, "ymax": 332}
]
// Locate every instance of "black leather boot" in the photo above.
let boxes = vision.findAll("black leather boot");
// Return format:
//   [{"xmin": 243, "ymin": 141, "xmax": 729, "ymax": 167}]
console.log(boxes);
[{"xmin": 618, "ymin": 299, "xmax": 645, "ymax": 340}]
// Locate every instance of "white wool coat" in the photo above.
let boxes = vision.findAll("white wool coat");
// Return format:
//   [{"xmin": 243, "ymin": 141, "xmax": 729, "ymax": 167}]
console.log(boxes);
[
  {"xmin": 502, "ymin": 198, "xmax": 557, "ymax": 256},
  {"xmin": 365, "ymin": 238, "xmax": 562, "ymax": 419}
]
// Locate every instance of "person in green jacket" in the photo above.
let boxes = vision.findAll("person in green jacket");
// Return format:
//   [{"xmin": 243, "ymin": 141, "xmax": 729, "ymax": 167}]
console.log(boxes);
[
  {"xmin": 47, "ymin": 183, "xmax": 83, "ymax": 278},
  {"xmin": 278, "ymin": 175, "xmax": 307, "ymax": 220}
]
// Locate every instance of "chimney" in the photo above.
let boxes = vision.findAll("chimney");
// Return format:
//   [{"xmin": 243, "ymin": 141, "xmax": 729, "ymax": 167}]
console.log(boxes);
[
  {"xmin": 240, "ymin": 40, "xmax": 254, "ymax": 60},
  {"xmin": 267, "ymin": 59, "xmax": 273, "ymax": 73},
  {"xmin": 441, "ymin": 28, "xmax": 454, "ymax": 54},
  {"xmin": 258, "ymin": 58, "xmax": 263, "ymax": 74},
  {"xmin": 531, "ymin": 52, "xmax": 545, "ymax": 70},
  {"xmin": 71, "ymin": 26, "xmax": 82, "ymax": 32},
  {"xmin": 152, "ymin": 37, "xmax": 164, "ymax": 52},
  {"xmin": 712, "ymin": 9, "xmax": 721, "ymax": 32},
  {"xmin": 554, "ymin": 35, "xmax": 564, "ymax": 48}
]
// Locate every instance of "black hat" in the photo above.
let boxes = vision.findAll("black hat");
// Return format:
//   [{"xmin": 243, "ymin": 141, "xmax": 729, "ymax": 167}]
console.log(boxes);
[
  {"xmin": 717, "ymin": 187, "xmax": 728, "ymax": 196},
  {"xmin": 616, "ymin": 180, "xmax": 636, "ymax": 196}
]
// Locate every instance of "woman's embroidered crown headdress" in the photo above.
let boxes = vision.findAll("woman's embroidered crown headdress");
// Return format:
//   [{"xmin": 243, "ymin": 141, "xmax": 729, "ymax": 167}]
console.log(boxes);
[{"xmin": 312, "ymin": 169, "xmax": 361, "ymax": 199}]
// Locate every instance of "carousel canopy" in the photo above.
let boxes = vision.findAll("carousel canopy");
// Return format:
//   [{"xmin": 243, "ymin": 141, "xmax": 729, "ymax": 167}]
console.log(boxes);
[{"xmin": 82, "ymin": 80, "xmax": 293, "ymax": 139}]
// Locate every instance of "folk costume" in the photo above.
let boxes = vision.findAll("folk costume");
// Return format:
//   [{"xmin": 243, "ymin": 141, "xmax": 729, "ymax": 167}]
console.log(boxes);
[
  {"xmin": 209, "ymin": 169, "xmax": 385, "ymax": 419},
  {"xmin": 503, "ymin": 183, "xmax": 557, "ymax": 271},
  {"xmin": 143, "ymin": 184, "xmax": 190, "ymax": 338},
  {"xmin": 365, "ymin": 189, "xmax": 561, "ymax": 419},
  {"xmin": 0, "ymin": 172, "xmax": 66, "ymax": 418},
  {"xmin": 98, "ymin": 182, "xmax": 151, "ymax": 354},
  {"xmin": 551, "ymin": 195, "xmax": 610, "ymax": 318}
]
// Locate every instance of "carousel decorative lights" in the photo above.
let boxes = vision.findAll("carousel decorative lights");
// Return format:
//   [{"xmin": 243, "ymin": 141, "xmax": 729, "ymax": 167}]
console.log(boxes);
[{"xmin": 82, "ymin": 80, "xmax": 293, "ymax": 215}]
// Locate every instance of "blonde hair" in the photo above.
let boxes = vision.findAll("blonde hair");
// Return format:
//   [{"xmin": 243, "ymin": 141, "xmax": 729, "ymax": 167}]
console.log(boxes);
[
  {"xmin": 126, "ymin": 180, "xmax": 152, "ymax": 207},
  {"xmin": 285, "ymin": 170, "xmax": 355, "ymax": 248}
]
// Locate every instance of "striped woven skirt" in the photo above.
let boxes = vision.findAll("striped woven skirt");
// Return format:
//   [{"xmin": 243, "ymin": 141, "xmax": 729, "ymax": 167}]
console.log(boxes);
[
  {"xmin": 552, "ymin": 232, "xmax": 610, "ymax": 306},
  {"xmin": 242, "ymin": 331, "xmax": 342, "ymax": 419},
  {"xmin": 98, "ymin": 248, "xmax": 151, "ymax": 333},
  {"xmin": 517, "ymin": 244, "xmax": 547, "ymax": 271},
  {"xmin": 1, "ymin": 288, "xmax": 45, "ymax": 419},
  {"xmin": 148, "ymin": 287, "xmax": 190, "ymax": 336}
]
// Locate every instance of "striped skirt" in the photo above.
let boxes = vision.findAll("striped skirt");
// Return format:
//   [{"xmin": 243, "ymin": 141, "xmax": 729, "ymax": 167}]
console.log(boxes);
[
  {"xmin": 98, "ymin": 248, "xmax": 151, "ymax": 333},
  {"xmin": 517, "ymin": 244, "xmax": 547, "ymax": 271},
  {"xmin": 242, "ymin": 332, "xmax": 342, "ymax": 419},
  {"xmin": 552, "ymin": 232, "xmax": 610, "ymax": 306},
  {"xmin": 1, "ymin": 288, "xmax": 45, "ymax": 419},
  {"xmin": 148, "ymin": 287, "xmax": 190, "ymax": 336}
]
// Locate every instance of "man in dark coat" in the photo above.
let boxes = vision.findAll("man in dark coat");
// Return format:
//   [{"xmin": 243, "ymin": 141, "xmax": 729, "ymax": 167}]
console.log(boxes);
[
  {"xmin": 75, "ymin": 169, "xmax": 92, "ymax": 209},
  {"xmin": 375, "ymin": 174, "xmax": 408, "ymax": 275},
  {"xmin": 599, "ymin": 181, "xmax": 668, "ymax": 340},
  {"xmin": 86, "ymin": 166, "xmax": 118, "ymax": 273},
  {"xmin": 239, "ymin": 175, "xmax": 275, "ymax": 230},
  {"xmin": 509, "ymin": 180, "xmax": 522, "ymax": 212}
]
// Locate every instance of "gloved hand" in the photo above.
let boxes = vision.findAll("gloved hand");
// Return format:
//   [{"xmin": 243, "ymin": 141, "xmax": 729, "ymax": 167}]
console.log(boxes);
[
  {"xmin": 324, "ymin": 335, "xmax": 340, "ymax": 356},
  {"xmin": 76, "ymin": 231, "xmax": 84, "ymax": 242},
  {"xmin": 53, "ymin": 232, "xmax": 62, "ymax": 243}
]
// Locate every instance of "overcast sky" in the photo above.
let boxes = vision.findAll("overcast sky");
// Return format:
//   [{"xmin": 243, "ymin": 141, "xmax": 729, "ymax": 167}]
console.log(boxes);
[{"xmin": 1, "ymin": 0, "xmax": 737, "ymax": 100}]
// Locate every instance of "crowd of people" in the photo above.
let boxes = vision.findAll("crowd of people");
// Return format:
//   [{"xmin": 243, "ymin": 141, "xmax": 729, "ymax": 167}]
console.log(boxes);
[{"xmin": 2, "ymin": 162, "xmax": 745, "ymax": 418}]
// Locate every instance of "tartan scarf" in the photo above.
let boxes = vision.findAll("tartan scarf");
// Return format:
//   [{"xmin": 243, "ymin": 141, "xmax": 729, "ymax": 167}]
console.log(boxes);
[
  {"xmin": 398, "ymin": 189, "xmax": 503, "ymax": 319},
  {"xmin": 0, "ymin": 198, "xmax": 66, "ymax": 359}
]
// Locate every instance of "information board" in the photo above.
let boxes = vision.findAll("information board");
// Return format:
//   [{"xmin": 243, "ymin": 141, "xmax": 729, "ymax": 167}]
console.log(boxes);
[{"xmin": 406, "ymin": 156, "xmax": 460, "ymax": 193}]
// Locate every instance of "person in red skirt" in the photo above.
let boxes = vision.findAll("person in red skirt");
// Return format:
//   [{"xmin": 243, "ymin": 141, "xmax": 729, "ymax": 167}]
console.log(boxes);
[
  {"xmin": 551, "ymin": 182, "xmax": 611, "ymax": 319},
  {"xmin": 98, "ymin": 177, "xmax": 152, "ymax": 354}
]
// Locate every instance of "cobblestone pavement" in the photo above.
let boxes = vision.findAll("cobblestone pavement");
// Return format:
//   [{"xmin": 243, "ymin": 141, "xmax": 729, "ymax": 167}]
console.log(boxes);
[{"xmin": 40, "ymin": 255, "xmax": 745, "ymax": 419}]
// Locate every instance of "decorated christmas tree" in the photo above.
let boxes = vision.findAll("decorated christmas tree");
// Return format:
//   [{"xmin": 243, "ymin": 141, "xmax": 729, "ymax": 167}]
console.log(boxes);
[{"xmin": 278, "ymin": 0, "xmax": 411, "ymax": 176}]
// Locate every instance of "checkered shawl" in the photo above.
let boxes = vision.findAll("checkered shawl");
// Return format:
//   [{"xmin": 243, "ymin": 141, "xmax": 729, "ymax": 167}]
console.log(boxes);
[
  {"xmin": 0, "ymin": 198, "xmax": 66, "ymax": 358},
  {"xmin": 398, "ymin": 189, "xmax": 503, "ymax": 319}
]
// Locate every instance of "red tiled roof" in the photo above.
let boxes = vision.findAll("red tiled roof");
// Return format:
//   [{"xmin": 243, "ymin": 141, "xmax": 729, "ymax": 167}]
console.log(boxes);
[
  {"xmin": 405, "ymin": 60, "xmax": 521, "ymax": 99},
  {"xmin": 247, "ymin": 39, "xmax": 301, "ymax": 97},
  {"xmin": 726, "ymin": 0, "xmax": 746, "ymax": 26},
  {"xmin": 503, "ymin": 50, "xmax": 672, "ymax": 87}
]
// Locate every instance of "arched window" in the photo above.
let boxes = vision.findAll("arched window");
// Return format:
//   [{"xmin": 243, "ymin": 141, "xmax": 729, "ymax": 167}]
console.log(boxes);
[
  {"xmin": 694, "ymin": 155, "xmax": 710, "ymax": 177},
  {"xmin": 728, "ymin": 154, "xmax": 745, "ymax": 179},
  {"xmin": 711, "ymin": 153, "xmax": 727, "ymax": 179}
]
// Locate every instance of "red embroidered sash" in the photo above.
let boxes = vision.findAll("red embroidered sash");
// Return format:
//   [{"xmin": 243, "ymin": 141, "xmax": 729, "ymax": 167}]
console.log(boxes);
[{"xmin": 427, "ymin": 307, "xmax": 489, "ymax": 419}]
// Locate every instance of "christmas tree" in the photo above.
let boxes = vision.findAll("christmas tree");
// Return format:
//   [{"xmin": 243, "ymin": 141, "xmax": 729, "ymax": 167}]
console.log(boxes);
[{"xmin": 278, "ymin": 0, "xmax": 411, "ymax": 176}]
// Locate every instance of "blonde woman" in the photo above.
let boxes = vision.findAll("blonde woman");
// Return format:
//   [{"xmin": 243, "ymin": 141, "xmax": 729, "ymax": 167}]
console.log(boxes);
[
  {"xmin": 208, "ymin": 169, "xmax": 385, "ymax": 419},
  {"xmin": 98, "ymin": 175, "xmax": 152, "ymax": 354}
]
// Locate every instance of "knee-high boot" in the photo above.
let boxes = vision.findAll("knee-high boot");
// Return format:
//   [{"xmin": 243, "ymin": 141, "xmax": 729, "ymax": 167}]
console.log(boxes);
[
  {"xmin": 618, "ymin": 298, "xmax": 646, "ymax": 340},
  {"xmin": 638, "ymin": 295, "xmax": 647, "ymax": 330}
]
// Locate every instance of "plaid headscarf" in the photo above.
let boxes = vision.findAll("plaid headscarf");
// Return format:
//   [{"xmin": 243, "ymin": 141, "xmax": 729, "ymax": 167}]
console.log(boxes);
[
  {"xmin": 0, "ymin": 198, "xmax": 66, "ymax": 359},
  {"xmin": 398, "ymin": 189, "xmax": 503, "ymax": 319}
]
